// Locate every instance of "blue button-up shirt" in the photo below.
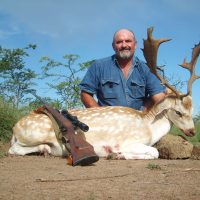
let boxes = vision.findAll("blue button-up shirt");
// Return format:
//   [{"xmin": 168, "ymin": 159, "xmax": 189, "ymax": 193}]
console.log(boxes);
[{"xmin": 80, "ymin": 55, "xmax": 165, "ymax": 110}]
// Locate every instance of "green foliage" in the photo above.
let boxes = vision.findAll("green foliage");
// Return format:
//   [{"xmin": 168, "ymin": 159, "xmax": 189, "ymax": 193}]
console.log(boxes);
[
  {"xmin": 14, "ymin": 97, "xmax": 63, "ymax": 116},
  {"xmin": 28, "ymin": 98, "xmax": 63, "ymax": 111},
  {"xmin": 0, "ymin": 97, "xmax": 22, "ymax": 142},
  {"xmin": 0, "ymin": 151, "xmax": 6, "ymax": 158},
  {"xmin": 0, "ymin": 45, "xmax": 38, "ymax": 108},
  {"xmin": 170, "ymin": 115, "xmax": 200, "ymax": 144},
  {"xmin": 0, "ymin": 93, "xmax": 62, "ymax": 143},
  {"xmin": 40, "ymin": 54, "xmax": 93, "ymax": 109},
  {"xmin": 190, "ymin": 119, "xmax": 200, "ymax": 144}
]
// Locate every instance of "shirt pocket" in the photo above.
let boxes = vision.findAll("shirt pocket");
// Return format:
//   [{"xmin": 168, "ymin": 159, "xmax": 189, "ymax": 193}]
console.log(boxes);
[
  {"xmin": 130, "ymin": 80, "xmax": 145, "ymax": 99},
  {"xmin": 101, "ymin": 79, "xmax": 120, "ymax": 99}
]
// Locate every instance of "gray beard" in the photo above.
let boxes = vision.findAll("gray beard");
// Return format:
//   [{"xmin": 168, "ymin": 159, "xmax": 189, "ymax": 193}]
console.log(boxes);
[{"xmin": 118, "ymin": 50, "xmax": 132, "ymax": 59}]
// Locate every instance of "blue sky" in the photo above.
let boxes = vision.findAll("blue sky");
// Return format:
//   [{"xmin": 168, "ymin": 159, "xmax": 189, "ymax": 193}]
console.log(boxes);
[{"xmin": 0, "ymin": 0, "xmax": 200, "ymax": 113}]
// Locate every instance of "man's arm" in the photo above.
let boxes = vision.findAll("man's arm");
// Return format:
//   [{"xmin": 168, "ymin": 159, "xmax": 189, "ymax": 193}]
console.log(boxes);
[
  {"xmin": 144, "ymin": 92, "xmax": 166, "ymax": 111},
  {"xmin": 81, "ymin": 91, "xmax": 100, "ymax": 108}
]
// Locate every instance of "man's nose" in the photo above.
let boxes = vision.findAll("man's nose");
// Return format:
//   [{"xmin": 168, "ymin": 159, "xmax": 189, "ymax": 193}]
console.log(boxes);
[{"xmin": 122, "ymin": 41, "xmax": 127, "ymax": 47}]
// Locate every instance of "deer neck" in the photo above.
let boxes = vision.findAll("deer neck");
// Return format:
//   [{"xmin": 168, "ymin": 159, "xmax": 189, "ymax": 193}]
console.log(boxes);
[
  {"xmin": 144, "ymin": 97, "xmax": 174, "ymax": 122},
  {"xmin": 143, "ymin": 97, "xmax": 175, "ymax": 145}
]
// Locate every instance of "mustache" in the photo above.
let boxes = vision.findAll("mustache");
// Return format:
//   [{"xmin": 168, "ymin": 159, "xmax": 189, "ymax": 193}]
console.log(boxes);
[{"xmin": 119, "ymin": 47, "xmax": 131, "ymax": 51}]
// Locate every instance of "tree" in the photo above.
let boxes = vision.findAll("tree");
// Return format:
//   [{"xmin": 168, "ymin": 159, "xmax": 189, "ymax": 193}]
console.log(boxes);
[
  {"xmin": 28, "ymin": 98, "xmax": 63, "ymax": 111},
  {"xmin": 0, "ymin": 44, "xmax": 38, "ymax": 108},
  {"xmin": 40, "ymin": 54, "xmax": 93, "ymax": 109}
]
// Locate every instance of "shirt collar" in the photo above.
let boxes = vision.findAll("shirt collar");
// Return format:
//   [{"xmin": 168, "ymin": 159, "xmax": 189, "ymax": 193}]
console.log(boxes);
[{"xmin": 113, "ymin": 55, "xmax": 138, "ymax": 68}]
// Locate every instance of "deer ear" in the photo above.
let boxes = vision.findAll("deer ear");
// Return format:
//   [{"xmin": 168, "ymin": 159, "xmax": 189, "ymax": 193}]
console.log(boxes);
[{"xmin": 182, "ymin": 96, "xmax": 192, "ymax": 109}]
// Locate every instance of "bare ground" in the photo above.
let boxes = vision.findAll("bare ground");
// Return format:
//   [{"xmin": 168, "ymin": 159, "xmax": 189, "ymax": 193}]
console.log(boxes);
[{"xmin": 0, "ymin": 153, "xmax": 200, "ymax": 200}]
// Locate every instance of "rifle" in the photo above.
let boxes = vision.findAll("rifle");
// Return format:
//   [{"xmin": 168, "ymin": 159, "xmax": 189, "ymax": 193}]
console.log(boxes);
[{"xmin": 26, "ymin": 89, "xmax": 99, "ymax": 166}]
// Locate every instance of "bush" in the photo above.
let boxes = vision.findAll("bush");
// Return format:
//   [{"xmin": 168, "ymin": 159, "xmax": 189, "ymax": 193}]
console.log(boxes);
[{"xmin": 0, "ymin": 97, "xmax": 22, "ymax": 142}]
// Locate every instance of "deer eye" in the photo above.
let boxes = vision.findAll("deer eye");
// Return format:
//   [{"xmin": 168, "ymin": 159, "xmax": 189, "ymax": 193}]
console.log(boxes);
[{"xmin": 175, "ymin": 111, "xmax": 182, "ymax": 117}]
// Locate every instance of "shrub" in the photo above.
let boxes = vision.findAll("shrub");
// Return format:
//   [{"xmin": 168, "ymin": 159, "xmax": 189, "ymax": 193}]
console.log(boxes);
[{"xmin": 0, "ymin": 97, "xmax": 22, "ymax": 142}]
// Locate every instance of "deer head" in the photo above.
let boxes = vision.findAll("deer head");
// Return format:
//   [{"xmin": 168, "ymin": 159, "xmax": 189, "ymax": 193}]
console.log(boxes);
[{"xmin": 141, "ymin": 27, "xmax": 200, "ymax": 137}]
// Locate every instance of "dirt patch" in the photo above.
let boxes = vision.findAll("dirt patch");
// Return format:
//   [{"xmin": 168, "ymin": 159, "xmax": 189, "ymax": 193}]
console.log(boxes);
[
  {"xmin": 0, "ymin": 141, "xmax": 10, "ymax": 153},
  {"xmin": 1, "ymin": 141, "xmax": 200, "ymax": 200},
  {"xmin": 0, "ymin": 155, "xmax": 200, "ymax": 200}
]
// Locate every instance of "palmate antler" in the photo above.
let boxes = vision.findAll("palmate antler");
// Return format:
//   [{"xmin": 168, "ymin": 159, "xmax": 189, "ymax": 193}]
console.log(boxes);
[{"xmin": 142, "ymin": 27, "xmax": 200, "ymax": 97}]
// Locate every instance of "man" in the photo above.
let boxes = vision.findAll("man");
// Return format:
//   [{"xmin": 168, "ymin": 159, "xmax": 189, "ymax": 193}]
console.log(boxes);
[{"xmin": 79, "ymin": 29, "xmax": 166, "ymax": 111}]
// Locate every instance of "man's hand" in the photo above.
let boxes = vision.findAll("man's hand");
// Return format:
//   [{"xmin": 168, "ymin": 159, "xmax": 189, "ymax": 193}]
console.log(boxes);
[
  {"xmin": 144, "ymin": 92, "xmax": 166, "ymax": 112},
  {"xmin": 81, "ymin": 91, "xmax": 100, "ymax": 108}
]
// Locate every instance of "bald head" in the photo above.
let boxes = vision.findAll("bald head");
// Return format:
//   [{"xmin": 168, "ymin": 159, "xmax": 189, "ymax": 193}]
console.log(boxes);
[
  {"xmin": 112, "ymin": 29, "xmax": 137, "ymax": 60},
  {"xmin": 113, "ymin": 29, "xmax": 136, "ymax": 44}
]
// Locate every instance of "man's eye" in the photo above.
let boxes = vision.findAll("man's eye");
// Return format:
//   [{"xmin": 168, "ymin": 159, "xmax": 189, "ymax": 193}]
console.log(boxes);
[
  {"xmin": 175, "ymin": 111, "xmax": 182, "ymax": 117},
  {"xmin": 116, "ymin": 40, "xmax": 122, "ymax": 44}
]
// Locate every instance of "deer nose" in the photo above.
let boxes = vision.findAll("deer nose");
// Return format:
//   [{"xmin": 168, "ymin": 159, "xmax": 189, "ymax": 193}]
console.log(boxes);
[{"xmin": 184, "ymin": 128, "xmax": 195, "ymax": 137}]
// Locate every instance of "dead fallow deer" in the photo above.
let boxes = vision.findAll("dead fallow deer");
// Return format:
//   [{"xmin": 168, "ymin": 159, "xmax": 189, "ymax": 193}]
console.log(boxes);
[{"xmin": 8, "ymin": 27, "xmax": 200, "ymax": 160}]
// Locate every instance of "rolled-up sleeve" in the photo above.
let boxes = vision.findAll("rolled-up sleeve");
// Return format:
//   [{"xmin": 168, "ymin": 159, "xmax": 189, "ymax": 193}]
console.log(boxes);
[{"xmin": 79, "ymin": 63, "xmax": 98, "ymax": 94}]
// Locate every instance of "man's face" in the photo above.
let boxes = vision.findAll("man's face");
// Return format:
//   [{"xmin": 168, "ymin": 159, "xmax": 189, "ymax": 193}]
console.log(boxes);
[{"xmin": 112, "ymin": 30, "xmax": 137, "ymax": 60}]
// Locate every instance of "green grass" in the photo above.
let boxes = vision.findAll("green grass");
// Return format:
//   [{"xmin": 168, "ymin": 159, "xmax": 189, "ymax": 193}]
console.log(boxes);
[
  {"xmin": 0, "ymin": 151, "xmax": 6, "ymax": 158},
  {"xmin": 170, "ymin": 120, "xmax": 200, "ymax": 145},
  {"xmin": 146, "ymin": 163, "xmax": 161, "ymax": 170}
]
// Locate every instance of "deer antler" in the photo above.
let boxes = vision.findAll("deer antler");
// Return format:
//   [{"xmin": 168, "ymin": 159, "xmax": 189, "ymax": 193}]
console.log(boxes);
[
  {"xmin": 142, "ymin": 27, "xmax": 180, "ymax": 96},
  {"xmin": 179, "ymin": 43, "xmax": 200, "ymax": 96}
]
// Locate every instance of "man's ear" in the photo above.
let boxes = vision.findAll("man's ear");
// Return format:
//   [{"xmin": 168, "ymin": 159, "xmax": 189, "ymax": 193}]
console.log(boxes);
[{"xmin": 112, "ymin": 42, "xmax": 116, "ymax": 51}]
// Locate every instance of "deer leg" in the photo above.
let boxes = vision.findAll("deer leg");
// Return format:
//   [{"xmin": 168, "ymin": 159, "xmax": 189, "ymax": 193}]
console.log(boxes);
[
  {"xmin": 119, "ymin": 143, "xmax": 159, "ymax": 160},
  {"xmin": 8, "ymin": 142, "xmax": 51, "ymax": 156}
]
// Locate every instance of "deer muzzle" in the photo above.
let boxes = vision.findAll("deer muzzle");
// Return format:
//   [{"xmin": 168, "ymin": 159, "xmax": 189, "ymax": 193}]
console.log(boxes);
[{"xmin": 183, "ymin": 128, "xmax": 195, "ymax": 137}]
